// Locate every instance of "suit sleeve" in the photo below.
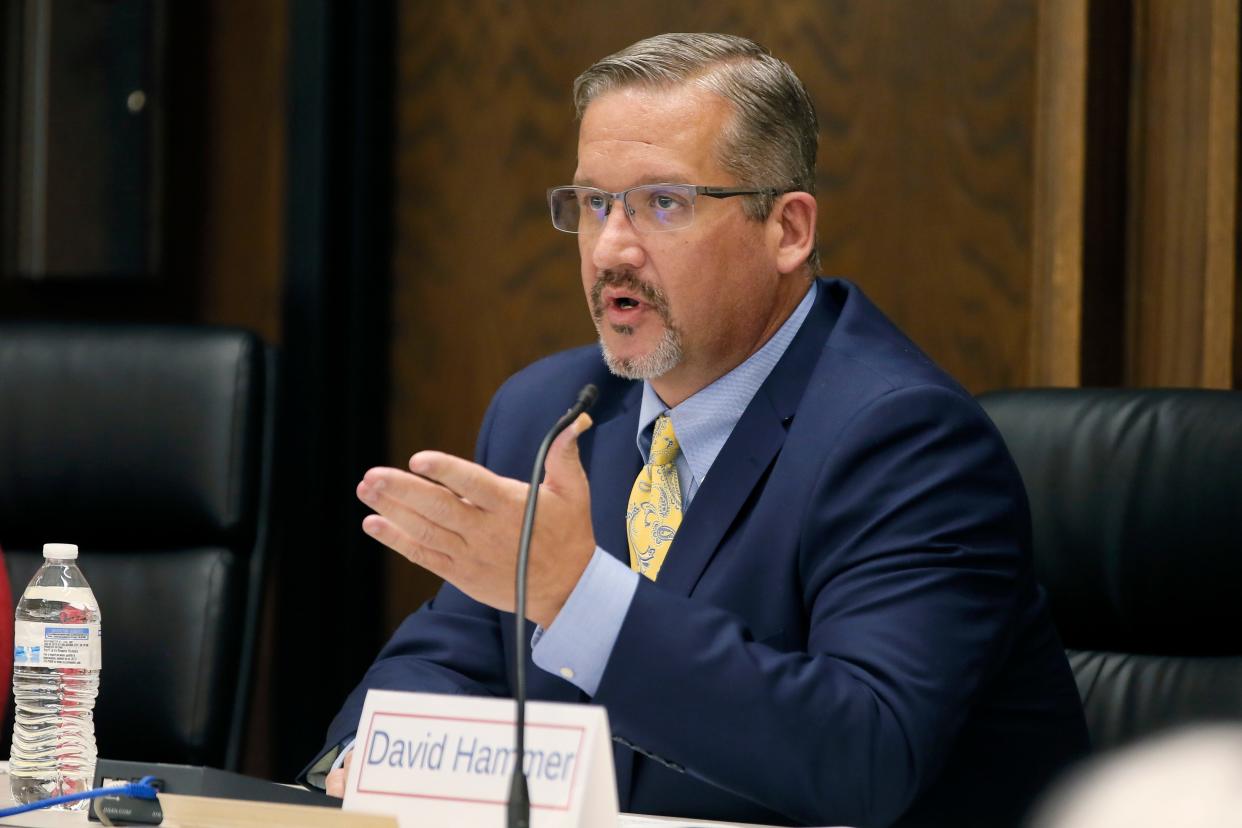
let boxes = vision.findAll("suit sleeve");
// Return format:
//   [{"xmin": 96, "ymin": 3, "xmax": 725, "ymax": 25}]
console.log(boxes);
[{"xmin": 591, "ymin": 384, "xmax": 1029, "ymax": 827}]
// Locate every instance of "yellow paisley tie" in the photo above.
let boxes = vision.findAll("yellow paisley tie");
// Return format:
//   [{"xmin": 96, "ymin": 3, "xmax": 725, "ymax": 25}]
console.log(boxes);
[{"xmin": 627, "ymin": 414, "xmax": 683, "ymax": 581}]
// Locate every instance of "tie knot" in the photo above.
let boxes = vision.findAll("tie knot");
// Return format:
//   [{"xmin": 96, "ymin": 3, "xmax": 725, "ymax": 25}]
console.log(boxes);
[{"xmin": 649, "ymin": 415, "xmax": 680, "ymax": 467}]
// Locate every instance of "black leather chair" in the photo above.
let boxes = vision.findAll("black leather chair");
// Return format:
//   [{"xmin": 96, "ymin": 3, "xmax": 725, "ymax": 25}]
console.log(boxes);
[
  {"xmin": 978, "ymin": 388, "xmax": 1242, "ymax": 751},
  {"xmin": 0, "ymin": 324, "xmax": 275, "ymax": 770}
]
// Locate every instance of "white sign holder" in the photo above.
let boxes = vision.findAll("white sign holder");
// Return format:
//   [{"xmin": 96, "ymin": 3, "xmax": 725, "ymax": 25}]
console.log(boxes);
[{"xmin": 343, "ymin": 690, "xmax": 618, "ymax": 828}]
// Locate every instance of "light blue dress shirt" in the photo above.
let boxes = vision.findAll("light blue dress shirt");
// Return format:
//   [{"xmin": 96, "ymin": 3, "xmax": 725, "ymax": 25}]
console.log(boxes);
[{"xmin": 531, "ymin": 281, "xmax": 818, "ymax": 695}]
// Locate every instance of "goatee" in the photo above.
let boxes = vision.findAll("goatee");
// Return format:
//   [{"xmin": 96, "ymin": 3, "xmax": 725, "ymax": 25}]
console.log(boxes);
[{"xmin": 589, "ymin": 271, "xmax": 684, "ymax": 380}]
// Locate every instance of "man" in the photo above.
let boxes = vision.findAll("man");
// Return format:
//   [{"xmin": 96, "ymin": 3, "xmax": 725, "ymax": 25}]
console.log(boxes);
[{"xmin": 304, "ymin": 33, "xmax": 1088, "ymax": 827}]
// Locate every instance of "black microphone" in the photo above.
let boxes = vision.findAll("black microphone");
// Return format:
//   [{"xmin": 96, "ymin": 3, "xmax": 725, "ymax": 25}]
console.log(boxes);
[{"xmin": 508, "ymin": 383, "xmax": 599, "ymax": 828}]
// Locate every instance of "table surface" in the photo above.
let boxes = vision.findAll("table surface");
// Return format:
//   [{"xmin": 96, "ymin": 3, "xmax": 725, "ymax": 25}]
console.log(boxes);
[{"xmin": 0, "ymin": 767, "xmax": 796, "ymax": 828}]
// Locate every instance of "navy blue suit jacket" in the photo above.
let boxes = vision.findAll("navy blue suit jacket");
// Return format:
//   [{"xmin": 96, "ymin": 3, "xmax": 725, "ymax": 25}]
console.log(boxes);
[{"xmin": 315, "ymin": 279, "xmax": 1088, "ymax": 827}]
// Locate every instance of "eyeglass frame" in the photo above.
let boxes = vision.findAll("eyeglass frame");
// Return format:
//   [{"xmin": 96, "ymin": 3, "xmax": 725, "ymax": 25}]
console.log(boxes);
[{"xmin": 546, "ymin": 183, "xmax": 792, "ymax": 234}]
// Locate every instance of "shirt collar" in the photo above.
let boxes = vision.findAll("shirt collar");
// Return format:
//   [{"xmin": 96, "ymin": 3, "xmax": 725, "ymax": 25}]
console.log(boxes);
[{"xmin": 636, "ymin": 280, "xmax": 818, "ymax": 481}]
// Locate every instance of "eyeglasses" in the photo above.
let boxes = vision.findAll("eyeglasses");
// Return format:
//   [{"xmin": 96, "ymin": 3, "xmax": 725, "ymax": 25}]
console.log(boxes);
[{"xmin": 547, "ymin": 184, "xmax": 786, "ymax": 234}]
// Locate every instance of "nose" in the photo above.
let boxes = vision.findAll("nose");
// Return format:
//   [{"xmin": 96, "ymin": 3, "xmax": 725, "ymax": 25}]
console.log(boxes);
[{"xmin": 588, "ymin": 196, "xmax": 645, "ymax": 272}]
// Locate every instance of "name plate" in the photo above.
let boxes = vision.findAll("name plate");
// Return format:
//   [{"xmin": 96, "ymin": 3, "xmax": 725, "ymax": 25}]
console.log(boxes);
[{"xmin": 343, "ymin": 690, "xmax": 619, "ymax": 827}]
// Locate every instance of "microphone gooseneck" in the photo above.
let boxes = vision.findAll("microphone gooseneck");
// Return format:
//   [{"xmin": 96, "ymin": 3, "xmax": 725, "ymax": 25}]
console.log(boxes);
[{"xmin": 508, "ymin": 383, "xmax": 599, "ymax": 828}]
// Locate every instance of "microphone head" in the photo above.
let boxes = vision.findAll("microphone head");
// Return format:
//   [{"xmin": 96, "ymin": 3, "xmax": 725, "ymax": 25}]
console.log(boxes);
[{"xmin": 577, "ymin": 383, "xmax": 599, "ymax": 411}]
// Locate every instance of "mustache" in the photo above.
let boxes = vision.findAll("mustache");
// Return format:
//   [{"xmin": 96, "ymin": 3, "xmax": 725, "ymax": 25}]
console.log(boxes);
[{"xmin": 590, "ymin": 271, "xmax": 671, "ymax": 320}]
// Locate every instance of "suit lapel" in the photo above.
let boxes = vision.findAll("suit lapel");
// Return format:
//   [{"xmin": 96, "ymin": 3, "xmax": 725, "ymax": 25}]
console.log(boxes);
[
  {"xmin": 584, "ymin": 382, "xmax": 643, "ymax": 567},
  {"xmin": 653, "ymin": 390, "xmax": 787, "ymax": 595},
  {"xmin": 654, "ymin": 282, "xmax": 839, "ymax": 597}
]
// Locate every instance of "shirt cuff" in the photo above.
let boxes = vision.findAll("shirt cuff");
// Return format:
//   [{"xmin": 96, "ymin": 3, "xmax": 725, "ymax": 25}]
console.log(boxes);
[
  {"xmin": 332, "ymin": 739, "xmax": 355, "ymax": 770},
  {"xmin": 303, "ymin": 737, "xmax": 353, "ymax": 790},
  {"xmin": 531, "ymin": 547, "xmax": 639, "ymax": 697}
]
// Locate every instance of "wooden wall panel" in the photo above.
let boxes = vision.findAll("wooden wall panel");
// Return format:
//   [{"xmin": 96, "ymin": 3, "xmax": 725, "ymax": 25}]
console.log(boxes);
[
  {"xmin": 1202, "ymin": 0, "xmax": 1240, "ymax": 388},
  {"xmin": 1125, "ymin": 0, "xmax": 1238, "ymax": 387},
  {"xmin": 384, "ymin": 0, "xmax": 1040, "ymax": 629},
  {"xmin": 0, "ymin": 2, "xmax": 289, "ymax": 342},
  {"xmin": 1025, "ymin": 0, "xmax": 1134, "ymax": 389},
  {"xmin": 806, "ymin": 2, "xmax": 1037, "ymax": 392},
  {"xmin": 1029, "ymin": 0, "xmax": 1088, "ymax": 387},
  {"xmin": 196, "ymin": 0, "xmax": 287, "ymax": 344}
]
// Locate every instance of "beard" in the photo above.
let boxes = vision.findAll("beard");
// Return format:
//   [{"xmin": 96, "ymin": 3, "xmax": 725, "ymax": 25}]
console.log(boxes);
[{"xmin": 590, "ymin": 271, "xmax": 684, "ymax": 380}]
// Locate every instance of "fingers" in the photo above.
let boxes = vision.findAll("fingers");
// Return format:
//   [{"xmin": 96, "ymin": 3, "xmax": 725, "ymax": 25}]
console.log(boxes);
[
  {"xmin": 354, "ymin": 458, "xmax": 521, "ymax": 593},
  {"xmin": 360, "ymin": 467, "xmax": 474, "ymax": 528},
  {"xmin": 408, "ymin": 451, "xmax": 511, "ymax": 510},
  {"xmin": 543, "ymin": 413, "xmax": 593, "ymax": 495},
  {"xmin": 326, "ymin": 748, "xmax": 353, "ymax": 798},
  {"xmin": 326, "ymin": 766, "xmax": 344, "ymax": 798},
  {"xmin": 357, "ymin": 469, "xmax": 472, "ymax": 555},
  {"xmin": 361, "ymin": 513, "xmax": 455, "ymax": 578},
  {"xmin": 359, "ymin": 430, "xmax": 595, "ymax": 620}
]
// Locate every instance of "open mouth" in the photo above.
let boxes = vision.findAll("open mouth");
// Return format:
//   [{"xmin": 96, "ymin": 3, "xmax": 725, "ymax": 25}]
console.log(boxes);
[
  {"xmin": 591, "ymin": 275, "xmax": 667, "ymax": 325},
  {"xmin": 601, "ymin": 287, "xmax": 645, "ymax": 314}
]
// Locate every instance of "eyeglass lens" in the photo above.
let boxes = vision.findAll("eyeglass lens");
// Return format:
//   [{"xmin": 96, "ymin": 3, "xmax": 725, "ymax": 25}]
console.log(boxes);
[{"xmin": 550, "ymin": 185, "xmax": 696, "ymax": 234}]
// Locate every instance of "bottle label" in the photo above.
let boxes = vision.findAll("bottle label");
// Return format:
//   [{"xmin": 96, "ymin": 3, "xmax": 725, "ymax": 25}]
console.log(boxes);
[
  {"xmin": 21, "ymin": 585, "xmax": 99, "ymax": 608},
  {"xmin": 14, "ymin": 621, "xmax": 102, "ymax": 669}
]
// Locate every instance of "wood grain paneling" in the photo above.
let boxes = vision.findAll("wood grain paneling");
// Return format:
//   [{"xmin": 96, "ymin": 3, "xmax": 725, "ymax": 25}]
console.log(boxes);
[
  {"xmin": 0, "ymin": 2, "xmax": 289, "ymax": 340},
  {"xmin": 806, "ymin": 1, "xmax": 1037, "ymax": 393},
  {"xmin": 1125, "ymin": 0, "xmax": 1239, "ymax": 387},
  {"xmin": 1030, "ymin": 0, "xmax": 1088, "ymax": 386},
  {"xmin": 1203, "ymin": 0, "xmax": 1239, "ymax": 388},
  {"xmin": 196, "ymin": 0, "xmax": 287, "ymax": 344},
  {"xmin": 384, "ymin": 1, "xmax": 1041, "ymax": 628}
]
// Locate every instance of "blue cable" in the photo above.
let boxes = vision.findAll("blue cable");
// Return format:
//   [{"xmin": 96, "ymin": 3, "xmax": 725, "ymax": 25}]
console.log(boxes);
[{"xmin": 0, "ymin": 775, "xmax": 159, "ymax": 818}]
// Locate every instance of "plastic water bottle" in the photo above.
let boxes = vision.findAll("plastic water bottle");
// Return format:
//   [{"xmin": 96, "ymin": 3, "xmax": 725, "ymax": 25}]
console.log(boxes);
[{"xmin": 9, "ymin": 543, "xmax": 102, "ymax": 809}]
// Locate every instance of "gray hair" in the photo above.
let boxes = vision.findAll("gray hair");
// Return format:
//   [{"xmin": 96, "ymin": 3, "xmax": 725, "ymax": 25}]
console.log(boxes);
[{"xmin": 574, "ymin": 33, "xmax": 820, "ymax": 271}]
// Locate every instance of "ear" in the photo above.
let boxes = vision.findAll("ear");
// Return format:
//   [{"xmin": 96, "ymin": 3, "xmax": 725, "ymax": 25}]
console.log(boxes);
[{"xmin": 767, "ymin": 192, "xmax": 817, "ymax": 275}]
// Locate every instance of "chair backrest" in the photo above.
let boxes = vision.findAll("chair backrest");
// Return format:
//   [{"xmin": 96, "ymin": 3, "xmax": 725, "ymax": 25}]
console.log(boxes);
[
  {"xmin": 978, "ymin": 388, "xmax": 1242, "ymax": 751},
  {"xmin": 0, "ymin": 323, "xmax": 275, "ymax": 770}
]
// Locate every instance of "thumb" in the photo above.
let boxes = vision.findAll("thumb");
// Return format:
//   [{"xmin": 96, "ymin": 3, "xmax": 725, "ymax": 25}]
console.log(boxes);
[{"xmin": 543, "ymin": 412, "xmax": 592, "ymax": 492}]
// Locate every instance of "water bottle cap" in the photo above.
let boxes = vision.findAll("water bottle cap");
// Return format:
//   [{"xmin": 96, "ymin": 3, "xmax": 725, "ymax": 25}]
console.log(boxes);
[{"xmin": 43, "ymin": 543, "xmax": 79, "ymax": 559}]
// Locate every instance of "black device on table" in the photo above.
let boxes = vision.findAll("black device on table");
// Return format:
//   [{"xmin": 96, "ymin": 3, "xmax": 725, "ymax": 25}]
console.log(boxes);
[{"xmin": 89, "ymin": 760, "xmax": 338, "ymax": 825}]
